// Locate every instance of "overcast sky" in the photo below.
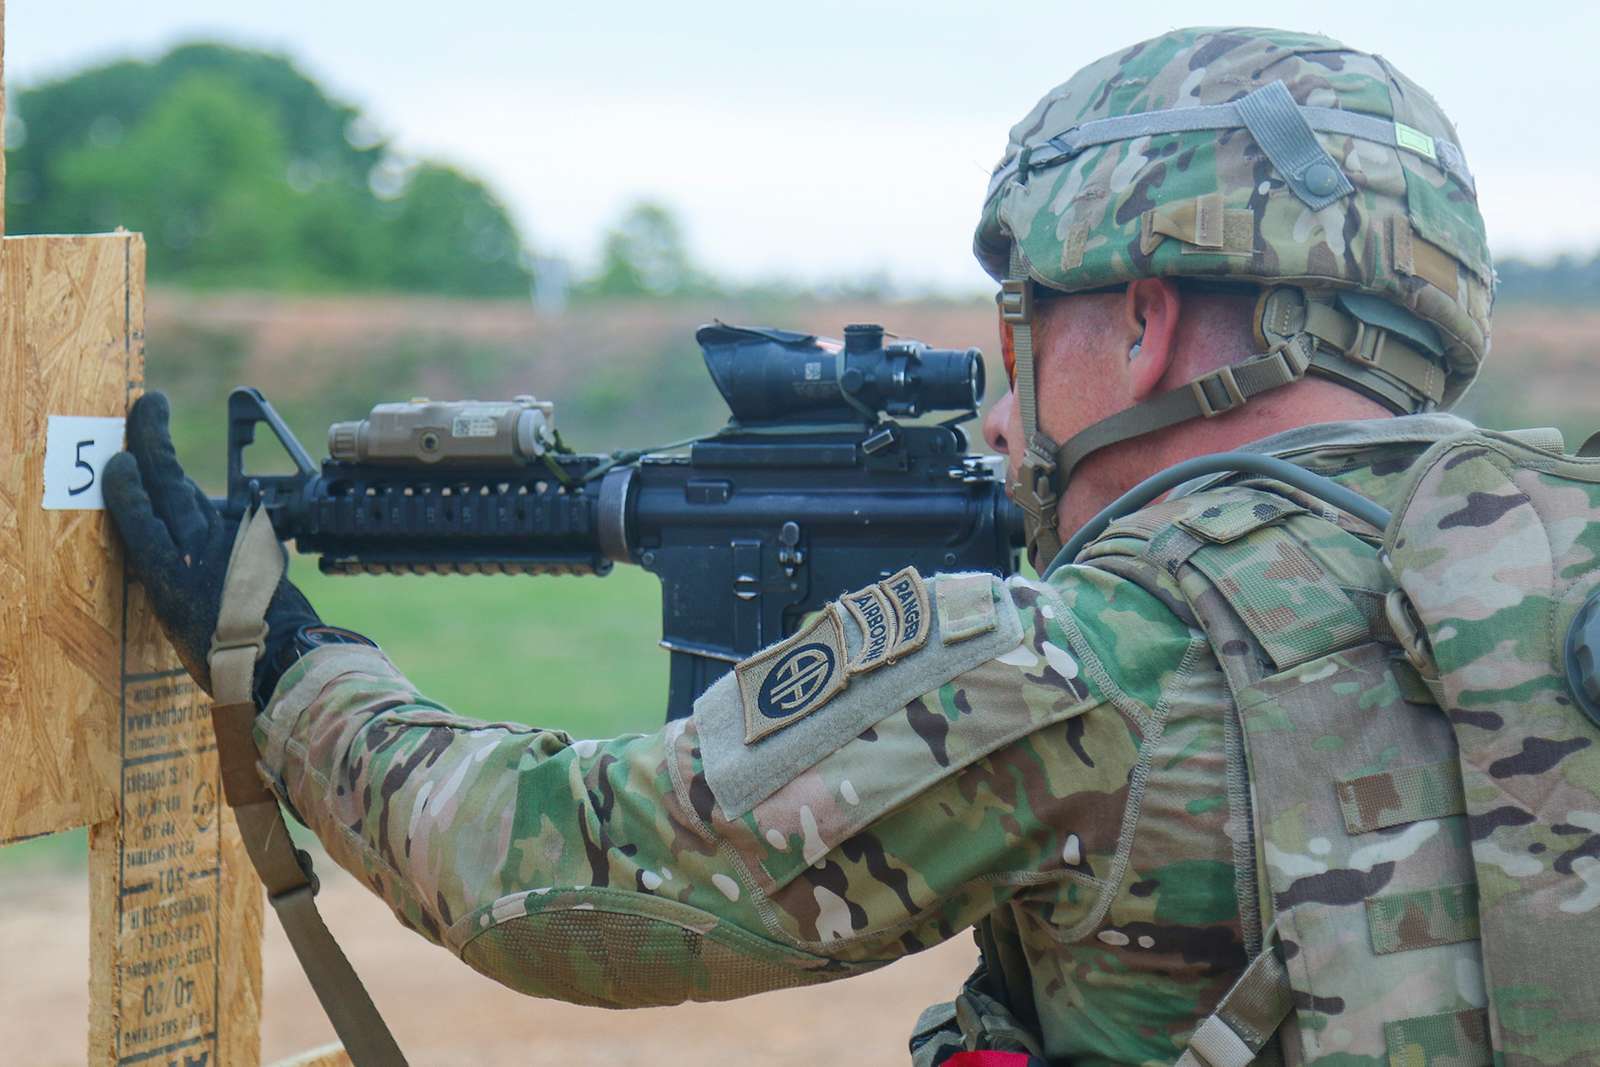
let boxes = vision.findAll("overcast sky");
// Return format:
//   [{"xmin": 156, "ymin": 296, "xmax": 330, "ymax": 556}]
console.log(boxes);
[{"xmin": 10, "ymin": 1, "xmax": 1596, "ymax": 291}]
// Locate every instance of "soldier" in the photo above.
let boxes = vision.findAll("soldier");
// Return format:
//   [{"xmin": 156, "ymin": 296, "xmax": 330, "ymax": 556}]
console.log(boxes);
[{"xmin": 107, "ymin": 26, "xmax": 1507, "ymax": 1067}]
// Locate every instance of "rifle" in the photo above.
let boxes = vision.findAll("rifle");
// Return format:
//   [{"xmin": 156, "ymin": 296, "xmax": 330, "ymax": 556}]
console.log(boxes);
[{"xmin": 219, "ymin": 321, "xmax": 1024, "ymax": 721}]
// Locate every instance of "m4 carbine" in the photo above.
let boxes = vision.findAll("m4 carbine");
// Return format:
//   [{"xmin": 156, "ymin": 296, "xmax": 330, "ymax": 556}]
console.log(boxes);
[{"xmin": 220, "ymin": 322, "xmax": 1025, "ymax": 721}]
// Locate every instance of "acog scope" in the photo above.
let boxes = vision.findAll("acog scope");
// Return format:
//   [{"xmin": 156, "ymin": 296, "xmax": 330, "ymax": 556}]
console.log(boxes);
[{"xmin": 697, "ymin": 322, "xmax": 984, "ymax": 424}]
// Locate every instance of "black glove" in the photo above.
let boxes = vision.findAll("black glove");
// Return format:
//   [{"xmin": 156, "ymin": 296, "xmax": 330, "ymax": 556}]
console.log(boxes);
[{"xmin": 104, "ymin": 392, "xmax": 321, "ymax": 700}]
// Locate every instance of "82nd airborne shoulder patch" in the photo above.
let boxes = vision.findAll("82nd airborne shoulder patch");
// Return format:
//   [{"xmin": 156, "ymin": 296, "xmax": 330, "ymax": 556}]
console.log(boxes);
[
  {"xmin": 737, "ymin": 605, "xmax": 851, "ymax": 744},
  {"xmin": 734, "ymin": 567, "xmax": 934, "ymax": 745}
]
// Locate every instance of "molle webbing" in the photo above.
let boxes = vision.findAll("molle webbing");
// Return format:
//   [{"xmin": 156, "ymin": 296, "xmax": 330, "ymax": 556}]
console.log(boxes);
[
  {"xmin": 1366, "ymin": 884, "xmax": 1480, "ymax": 956},
  {"xmin": 1135, "ymin": 491, "xmax": 1371, "ymax": 673},
  {"xmin": 1335, "ymin": 759, "xmax": 1465, "ymax": 834},
  {"xmin": 1384, "ymin": 1009, "xmax": 1491, "ymax": 1067},
  {"xmin": 1187, "ymin": 533, "xmax": 1365, "ymax": 669}
]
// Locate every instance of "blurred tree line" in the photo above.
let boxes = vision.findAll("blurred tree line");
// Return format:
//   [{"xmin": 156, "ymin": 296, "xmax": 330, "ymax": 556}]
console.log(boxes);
[
  {"xmin": 0, "ymin": 41, "xmax": 906, "ymax": 303},
  {"xmin": 11, "ymin": 40, "xmax": 1588, "ymax": 305},
  {"xmin": 7, "ymin": 43, "xmax": 532, "ymax": 294}
]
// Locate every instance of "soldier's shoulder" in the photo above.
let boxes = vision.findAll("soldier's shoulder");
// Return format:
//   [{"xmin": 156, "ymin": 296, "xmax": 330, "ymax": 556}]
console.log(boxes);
[
  {"xmin": 692, "ymin": 567, "xmax": 1105, "ymax": 819},
  {"xmin": 1080, "ymin": 481, "xmax": 1311, "ymax": 560}
]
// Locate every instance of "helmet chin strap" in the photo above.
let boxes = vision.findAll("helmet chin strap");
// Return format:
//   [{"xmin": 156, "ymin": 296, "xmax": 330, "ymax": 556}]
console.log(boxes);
[
  {"xmin": 1000, "ymin": 255, "xmax": 1444, "ymax": 568},
  {"xmin": 998, "ymin": 267, "xmax": 1065, "ymax": 566}
]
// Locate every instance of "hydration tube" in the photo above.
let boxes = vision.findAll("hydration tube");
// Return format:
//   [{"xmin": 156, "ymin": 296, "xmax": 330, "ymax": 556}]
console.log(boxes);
[{"xmin": 1044, "ymin": 452, "xmax": 1393, "ymax": 578}]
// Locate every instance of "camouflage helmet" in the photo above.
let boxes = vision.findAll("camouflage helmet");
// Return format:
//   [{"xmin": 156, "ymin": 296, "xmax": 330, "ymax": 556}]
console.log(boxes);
[{"xmin": 977, "ymin": 27, "xmax": 1493, "ymax": 563}]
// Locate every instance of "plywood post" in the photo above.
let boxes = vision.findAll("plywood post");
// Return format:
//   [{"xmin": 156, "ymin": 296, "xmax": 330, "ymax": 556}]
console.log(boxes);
[
  {"xmin": 0, "ymin": 2, "xmax": 275, "ymax": 1061},
  {"xmin": 0, "ymin": 233, "xmax": 268, "ymax": 1066}
]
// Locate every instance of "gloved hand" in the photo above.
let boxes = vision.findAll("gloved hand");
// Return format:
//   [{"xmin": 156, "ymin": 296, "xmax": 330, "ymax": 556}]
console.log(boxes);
[{"xmin": 104, "ymin": 392, "xmax": 320, "ymax": 700}]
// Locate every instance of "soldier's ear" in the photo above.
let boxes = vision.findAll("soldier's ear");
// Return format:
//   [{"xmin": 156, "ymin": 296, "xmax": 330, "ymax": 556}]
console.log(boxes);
[{"xmin": 1124, "ymin": 278, "xmax": 1181, "ymax": 401}]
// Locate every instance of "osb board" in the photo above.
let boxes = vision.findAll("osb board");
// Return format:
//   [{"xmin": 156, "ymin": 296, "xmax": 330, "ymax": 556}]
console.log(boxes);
[
  {"xmin": 0, "ymin": 232, "xmax": 261, "ymax": 1065},
  {"xmin": 0, "ymin": 234, "xmax": 137, "ymax": 843},
  {"xmin": 88, "ymin": 729, "xmax": 263, "ymax": 1067},
  {"xmin": 86, "ymin": 574, "xmax": 263, "ymax": 1067}
]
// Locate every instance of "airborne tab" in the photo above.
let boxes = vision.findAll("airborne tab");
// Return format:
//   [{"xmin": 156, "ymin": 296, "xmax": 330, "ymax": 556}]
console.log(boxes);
[{"xmin": 841, "ymin": 584, "xmax": 893, "ymax": 675}]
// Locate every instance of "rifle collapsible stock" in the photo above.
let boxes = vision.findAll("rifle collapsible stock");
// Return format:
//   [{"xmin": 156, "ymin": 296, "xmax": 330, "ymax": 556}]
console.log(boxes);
[{"xmin": 220, "ymin": 322, "xmax": 1025, "ymax": 720}]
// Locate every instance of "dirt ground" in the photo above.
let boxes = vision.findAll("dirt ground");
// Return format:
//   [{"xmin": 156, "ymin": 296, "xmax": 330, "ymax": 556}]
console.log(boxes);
[{"xmin": 0, "ymin": 865, "xmax": 976, "ymax": 1066}]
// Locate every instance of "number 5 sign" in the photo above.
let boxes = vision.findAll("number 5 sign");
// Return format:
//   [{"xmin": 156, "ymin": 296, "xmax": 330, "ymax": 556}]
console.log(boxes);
[{"xmin": 42, "ymin": 414, "xmax": 126, "ymax": 510}]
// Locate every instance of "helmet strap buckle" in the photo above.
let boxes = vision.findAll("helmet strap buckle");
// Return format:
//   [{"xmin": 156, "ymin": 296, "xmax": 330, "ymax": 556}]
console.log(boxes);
[
  {"xmin": 1016, "ymin": 432, "xmax": 1064, "ymax": 557},
  {"xmin": 1343, "ymin": 318, "xmax": 1391, "ymax": 367},
  {"xmin": 999, "ymin": 278, "xmax": 1033, "ymax": 325},
  {"xmin": 1018, "ymin": 437, "xmax": 1061, "ymax": 518},
  {"xmin": 1016, "ymin": 434, "xmax": 1065, "ymax": 566},
  {"xmin": 1190, "ymin": 365, "xmax": 1248, "ymax": 418}
]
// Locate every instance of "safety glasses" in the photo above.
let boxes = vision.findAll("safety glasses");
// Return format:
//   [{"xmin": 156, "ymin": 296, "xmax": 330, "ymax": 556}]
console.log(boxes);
[{"xmin": 995, "ymin": 293, "xmax": 1019, "ymax": 390}]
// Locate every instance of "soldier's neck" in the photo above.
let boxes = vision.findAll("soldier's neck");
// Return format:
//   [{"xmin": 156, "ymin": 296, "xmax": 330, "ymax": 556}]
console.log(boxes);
[{"xmin": 1054, "ymin": 379, "xmax": 1393, "ymax": 544}]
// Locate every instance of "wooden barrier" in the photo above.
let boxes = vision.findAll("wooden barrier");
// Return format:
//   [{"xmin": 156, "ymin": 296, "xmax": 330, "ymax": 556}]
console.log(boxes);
[
  {"xmin": 0, "ymin": 229, "xmax": 274, "ymax": 1066},
  {"xmin": 0, "ymin": 5, "xmax": 347, "ymax": 1062}
]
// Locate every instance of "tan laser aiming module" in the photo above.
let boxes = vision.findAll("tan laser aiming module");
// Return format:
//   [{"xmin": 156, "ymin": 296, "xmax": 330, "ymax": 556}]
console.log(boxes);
[{"xmin": 329, "ymin": 395, "xmax": 558, "ymax": 465}]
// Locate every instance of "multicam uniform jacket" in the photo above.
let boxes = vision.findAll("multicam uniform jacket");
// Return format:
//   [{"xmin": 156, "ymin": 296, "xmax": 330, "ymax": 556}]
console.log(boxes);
[{"xmin": 254, "ymin": 414, "xmax": 1483, "ymax": 1066}]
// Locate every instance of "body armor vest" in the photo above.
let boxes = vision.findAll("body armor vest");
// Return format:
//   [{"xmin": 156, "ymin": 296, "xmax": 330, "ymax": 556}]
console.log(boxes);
[{"xmin": 925, "ymin": 430, "xmax": 1600, "ymax": 1067}]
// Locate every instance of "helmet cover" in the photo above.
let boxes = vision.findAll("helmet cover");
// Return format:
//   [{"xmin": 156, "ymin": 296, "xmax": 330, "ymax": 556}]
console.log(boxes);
[{"xmin": 975, "ymin": 27, "xmax": 1491, "ymax": 405}]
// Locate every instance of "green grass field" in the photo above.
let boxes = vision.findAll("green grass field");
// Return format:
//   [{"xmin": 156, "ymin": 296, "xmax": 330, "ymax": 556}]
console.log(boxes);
[{"xmin": 293, "ymin": 558, "xmax": 670, "ymax": 736}]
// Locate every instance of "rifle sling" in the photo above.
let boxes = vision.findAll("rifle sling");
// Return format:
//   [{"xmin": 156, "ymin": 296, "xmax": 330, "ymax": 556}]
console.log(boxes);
[{"xmin": 209, "ymin": 509, "xmax": 408, "ymax": 1066}]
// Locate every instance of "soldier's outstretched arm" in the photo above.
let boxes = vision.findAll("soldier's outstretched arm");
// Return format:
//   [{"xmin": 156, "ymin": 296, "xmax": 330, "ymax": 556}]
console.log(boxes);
[{"xmin": 254, "ymin": 566, "xmax": 1192, "ymax": 1007}]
